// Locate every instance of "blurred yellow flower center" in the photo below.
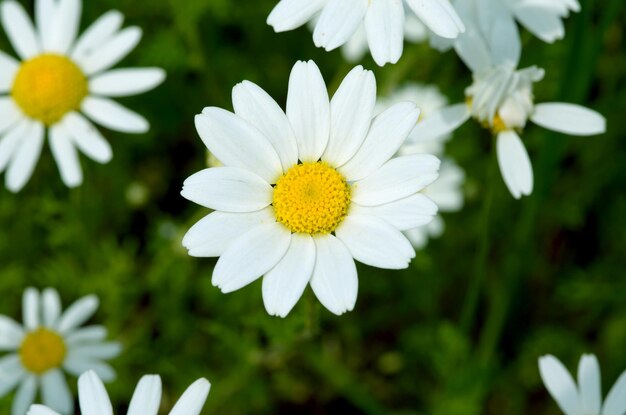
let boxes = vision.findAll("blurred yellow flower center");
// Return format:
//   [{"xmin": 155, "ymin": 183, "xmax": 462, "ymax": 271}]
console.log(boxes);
[
  {"xmin": 466, "ymin": 97, "xmax": 509, "ymax": 134},
  {"xmin": 12, "ymin": 54, "xmax": 88, "ymax": 126},
  {"xmin": 273, "ymin": 162, "xmax": 351, "ymax": 234},
  {"xmin": 19, "ymin": 328, "xmax": 66, "ymax": 374}
]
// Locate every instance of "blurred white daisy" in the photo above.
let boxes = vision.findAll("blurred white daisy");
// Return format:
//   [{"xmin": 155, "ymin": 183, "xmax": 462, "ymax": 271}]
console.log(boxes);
[
  {"xmin": 539, "ymin": 354, "xmax": 626, "ymax": 415},
  {"xmin": 27, "ymin": 370, "xmax": 211, "ymax": 415},
  {"xmin": 182, "ymin": 60, "xmax": 440, "ymax": 317},
  {"xmin": 0, "ymin": 288, "xmax": 121, "ymax": 415},
  {"xmin": 267, "ymin": 0, "xmax": 465, "ymax": 66},
  {"xmin": 376, "ymin": 83, "xmax": 465, "ymax": 248},
  {"xmin": 0, "ymin": 0, "xmax": 165, "ymax": 192},
  {"xmin": 410, "ymin": 11, "xmax": 605, "ymax": 199}
]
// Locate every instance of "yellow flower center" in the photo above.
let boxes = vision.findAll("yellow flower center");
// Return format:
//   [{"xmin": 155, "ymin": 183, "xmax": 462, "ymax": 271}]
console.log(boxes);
[
  {"xmin": 19, "ymin": 328, "xmax": 66, "ymax": 374},
  {"xmin": 466, "ymin": 97, "xmax": 509, "ymax": 134},
  {"xmin": 273, "ymin": 162, "xmax": 351, "ymax": 234},
  {"xmin": 12, "ymin": 54, "xmax": 88, "ymax": 125}
]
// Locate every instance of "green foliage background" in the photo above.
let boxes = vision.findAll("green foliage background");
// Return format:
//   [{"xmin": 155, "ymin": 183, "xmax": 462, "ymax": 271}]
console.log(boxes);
[{"xmin": 1, "ymin": 0, "xmax": 625, "ymax": 413}]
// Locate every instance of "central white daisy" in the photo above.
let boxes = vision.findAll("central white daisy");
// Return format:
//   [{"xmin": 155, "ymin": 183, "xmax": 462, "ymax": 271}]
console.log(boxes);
[{"xmin": 182, "ymin": 60, "xmax": 440, "ymax": 317}]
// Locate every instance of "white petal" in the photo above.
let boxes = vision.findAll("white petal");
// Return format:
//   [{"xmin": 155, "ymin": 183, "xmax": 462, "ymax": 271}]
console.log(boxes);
[
  {"xmin": 27, "ymin": 404, "xmax": 61, "ymax": 415},
  {"xmin": 65, "ymin": 358, "xmax": 116, "ymax": 382},
  {"xmin": 286, "ymin": 60, "xmax": 330, "ymax": 162},
  {"xmin": 195, "ymin": 108, "xmax": 283, "ymax": 183},
  {"xmin": 489, "ymin": 16, "xmax": 521, "ymax": 67},
  {"xmin": 78, "ymin": 27, "xmax": 142, "ymax": 75},
  {"xmin": 0, "ymin": 354, "xmax": 25, "ymax": 395},
  {"xmin": 11, "ymin": 376, "xmax": 37, "ymax": 415},
  {"xmin": 71, "ymin": 11, "xmax": 124, "ymax": 61},
  {"xmin": 578, "ymin": 354, "xmax": 601, "ymax": 415},
  {"xmin": 232, "ymin": 80, "xmax": 298, "ymax": 171},
  {"xmin": 65, "ymin": 326, "xmax": 108, "ymax": 346},
  {"xmin": 81, "ymin": 97, "xmax": 149, "ymax": 134},
  {"xmin": 313, "ymin": 0, "xmax": 367, "ymax": 51},
  {"xmin": 351, "ymin": 194, "xmax": 438, "ymax": 231},
  {"xmin": 168, "ymin": 378, "xmax": 211, "ymax": 415},
  {"xmin": 310, "ymin": 234, "xmax": 358, "ymax": 315},
  {"xmin": 41, "ymin": 369, "xmax": 73, "ymax": 414},
  {"xmin": 0, "ymin": 117, "xmax": 30, "ymax": 173},
  {"xmin": 336, "ymin": 214, "xmax": 415, "ymax": 269},
  {"xmin": 351, "ymin": 154, "xmax": 440, "ymax": 206},
  {"xmin": 22, "ymin": 287, "xmax": 40, "ymax": 331},
  {"xmin": 127, "ymin": 375, "xmax": 161, "ymax": 415},
  {"xmin": 181, "ymin": 167, "xmax": 272, "ymax": 212},
  {"xmin": 63, "ymin": 112, "xmax": 112, "ymax": 164},
  {"xmin": 267, "ymin": 0, "xmax": 325, "ymax": 32},
  {"xmin": 405, "ymin": 0, "xmax": 464, "ymax": 39},
  {"xmin": 262, "ymin": 233, "xmax": 315, "ymax": 317},
  {"xmin": 514, "ymin": 4, "xmax": 565, "ymax": 43},
  {"xmin": 0, "ymin": 317, "xmax": 24, "ymax": 349},
  {"xmin": 365, "ymin": 0, "xmax": 405, "ymax": 66},
  {"xmin": 496, "ymin": 130, "xmax": 533, "ymax": 199},
  {"xmin": 78, "ymin": 371, "xmax": 113, "ymax": 415},
  {"xmin": 49, "ymin": 123, "xmax": 83, "ymax": 188},
  {"xmin": 47, "ymin": 0, "xmax": 82, "ymax": 54},
  {"xmin": 323, "ymin": 66, "xmax": 375, "ymax": 166},
  {"xmin": 530, "ymin": 103, "xmax": 606, "ymax": 136},
  {"xmin": 603, "ymin": 369, "xmax": 626, "ymax": 415},
  {"xmin": 1, "ymin": 1, "xmax": 40, "ymax": 59},
  {"xmin": 57, "ymin": 295, "xmax": 99, "ymax": 334},
  {"xmin": 408, "ymin": 104, "xmax": 470, "ymax": 144},
  {"xmin": 68, "ymin": 342, "xmax": 122, "ymax": 360},
  {"xmin": 0, "ymin": 51, "xmax": 19, "ymax": 93},
  {"xmin": 89, "ymin": 68, "xmax": 166, "ymax": 97},
  {"xmin": 454, "ymin": 29, "xmax": 492, "ymax": 73},
  {"xmin": 6, "ymin": 121, "xmax": 45, "ymax": 193},
  {"xmin": 340, "ymin": 102, "xmax": 420, "ymax": 181},
  {"xmin": 538, "ymin": 355, "xmax": 581, "ymax": 415},
  {"xmin": 42, "ymin": 288, "xmax": 61, "ymax": 328},
  {"xmin": 212, "ymin": 223, "xmax": 291, "ymax": 293},
  {"xmin": 182, "ymin": 208, "xmax": 275, "ymax": 257}
]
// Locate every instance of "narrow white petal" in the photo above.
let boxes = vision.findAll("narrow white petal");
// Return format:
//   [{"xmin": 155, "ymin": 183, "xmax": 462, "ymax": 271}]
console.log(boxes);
[
  {"xmin": 489, "ymin": 17, "xmax": 521, "ymax": 67},
  {"xmin": 41, "ymin": 369, "xmax": 73, "ymax": 414},
  {"xmin": 286, "ymin": 60, "xmax": 330, "ymax": 162},
  {"xmin": 310, "ymin": 234, "xmax": 358, "ymax": 315},
  {"xmin": 36, "ymin": 0, "xmax": 55, "ymax": 50},
  {"xmin": 71, "ymin": 11, "xmax": 124, "ymax": 61},
  {"xmin": 336, "ymin": 214, "xmax": 415, "ymax": 269},
  {"xmin": 496, "ymin": 131, "xmax": 533, "ymax": 199},
  {"xmin": 351, "ymin": 154, "xmax": 440, "ymax": 206},
  {"xmin": 27, "ymin": 404, "xmax": 61, "ymax": 415},
  {"xmin": 64, "ymin": 358, "xmax": 116, "ymax": 382},
  {"xmin": 351, "ymin": 194, "xmax": 438, "ymax": 231},
  {"xmin": 42, "ymin": 288, "xmax": 61, "ymax": 328},
  {"xmin": 578, "ymin": 354, "xmax": 601, "ymax": 415},
  {"xmin": 78, "ymin": 27, "xmax": 142, "ymax": 75},
  {"xmin": 195, "ymin": 108, "xmax": 283, "ymax": 183},
  {"xmin": 57, "ymin": 295, "xmax": 99, "ymax": 334},
  {"xmin": 78, "ymin": 371, "xmax": 113, "ymax": 415},
  {"xmin": 81, "ymin": 97, "xmax": 149, "ymax": 134},
  {"xmin": 453, "ymin": 29, "xmax": 492, "ymax": 73},
  {"xmin": 63, "ymin": 112, "xmax": 113, "ymax": 164},
  {"xmin": 6, "ymin": 121, "xmax": 45, "ymax": 193},
  {"xmin": 267, "ymin": 0, "xmax": 325, "ymax": 32},
  {"xmin": 22, "ymin": 287, "xmax": 40, "ymax": 331},
  {"xmin": 50, "ymin": 123, "xmax": 83, "ymax": 188},
  {"xmin": 538, "ymin": 355, "xmax": 581, "ymax": 415},
  {"xmin": 65, "ymin": 326, "xmax": 108, "ymax": 346},
  {"xmin": 405, "ymin": 0, "xmax": 464, "ymax": 39},
  {"xmin": 313, "ymin": 0, "xmax": 367, "ymax": 51},
  {"xmin": 531, "ymin": 103, "xmax": 606, "ymax": 136},
  {"xmin": 365, "ymin": 0, "xmax": 405, "ymax": 66},
  {"xmin": 323, "ymin": 66, "xmax": 376, "ymax": 166},
  {"xmin": 181, "ymin": 167, "xmax": 272, "ymax": 212},
  {"xmin": 232, "ymin": 80, "xmax": 298, "ymax": 171},
  {"xmin": 262, "ymin": 233, "xmax": 315, "ymax": 317},
  {"xmin": 89, "ymin": 68, "xmax": 166, "ymax": 97},
  {"xmin": 0, "ymin": 354, "xmax": 25, "ymax": 395},
  {"xmin": 183, "ymin": 208, "xmax": 275, "ymax": 257},
  {"xmin": 0, "ymin": 51, "xmax": 19, "ymax": 93},
  {"xmin": 341, "ymin": 102, "xmax": 420, "ymax": 181},
  {"xmin": 127, "ymin": 375, "xmax": 161, "ymax": 415},
  {"xmin": 212, "ymin": 223, "xmax": 291, "ymax": 293},
  {"xmin": 602, "ymin": 370, "xmax": 626, "ymax": 415},
  {"xmin": 68, "ymin": 342, "xmax": 122, "ymax": 360},
  {"xmin": 11, "ymin": 376, "xmax": 37, "ymax": 415},
  {"xmin": 47, "ymin": 0, "xmax": 82, "ymax": 54},
  {"xmin": 514, "ymin": 4, "xmax": 565, "ymax": 43},
  {"xmin": 168, "ymin": 378, "xmax": 211, "ymax": 415},
  {"xmin": 1, "ymin": 1, "xmax": 40, "ymax": 59},
  {"xmin": 408, "ymin": 104, "xmax": 470, "ymax": 144},
  {"xmin": 0, "ymin": 117, "xmax": 30, "ymax": 173},
  {"xmin": 0, "ymin": 317, "xmax": 24, "ymax": 349}
]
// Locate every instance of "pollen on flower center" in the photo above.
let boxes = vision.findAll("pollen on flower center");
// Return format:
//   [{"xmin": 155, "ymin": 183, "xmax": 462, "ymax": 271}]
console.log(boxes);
[
  {"xmin": 12, "ymin": 54, "xmax": 88, "ymax": 126},
  {"xmin": 19, "ymin": 328, "xmax": 66, "ymax": 374},
  {"xmin": 273, "ymin": 162, "xmax": 351, "ymax": 234}
]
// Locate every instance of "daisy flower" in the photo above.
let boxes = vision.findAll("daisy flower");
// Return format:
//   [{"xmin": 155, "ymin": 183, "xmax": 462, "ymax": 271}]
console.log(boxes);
[
  {"xmin": 0, "ymin": 0, "xmax": 165, "ymax": 192},
  {"xmin": 539, "ymin": 354, "xmax": 626, "ymax": 415},
  {"xmin": 27, "ymin": 370, "xmax": 211, "ymax": 415},
  {"xmin": 267, "ymin": 0, "xmax": 465, "ymax": 66},
  {"xmin": 410, "ymin": 11, "xmax": 605, "ymax": 199},
  {"xmin": 0, "ymin": 288, "xmax": 121, "ymax": 415},
  {"xmin": 182, "ymin": 60, "xmax": 440, "ymax": 317}
]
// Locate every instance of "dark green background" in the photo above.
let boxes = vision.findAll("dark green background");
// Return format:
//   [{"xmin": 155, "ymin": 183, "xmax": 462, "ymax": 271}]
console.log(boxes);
[{"xmin": 1, "ymin": 0, "xmax": 625, "ymax": 413}]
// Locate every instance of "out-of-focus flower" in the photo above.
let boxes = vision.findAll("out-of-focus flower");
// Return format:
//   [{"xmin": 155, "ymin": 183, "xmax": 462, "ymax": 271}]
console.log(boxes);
[
  {"xmin": 539, "ymin": 354, "xmax": 626, "ymax": 415},
  {"xmin": 0, "ymin": 288, "xmax": 121, "ymax": 415},
  {"xmin": 182, "ymin": 60, "xmax": 440, "ymax": 317},
  {"xmin": 0, "ymin": 0, "xmax": 165, "ymax": 192},
  {"xmin": 27, "ymin": 370, "xmax": 211, "ymax": 415},
  {"xmin": 410, "ymin": 11, "xmax": 605, "ymax": 198},
  {"xmin": 267, "ymin": 0, "xmax": 465, "ymax": 66}
]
